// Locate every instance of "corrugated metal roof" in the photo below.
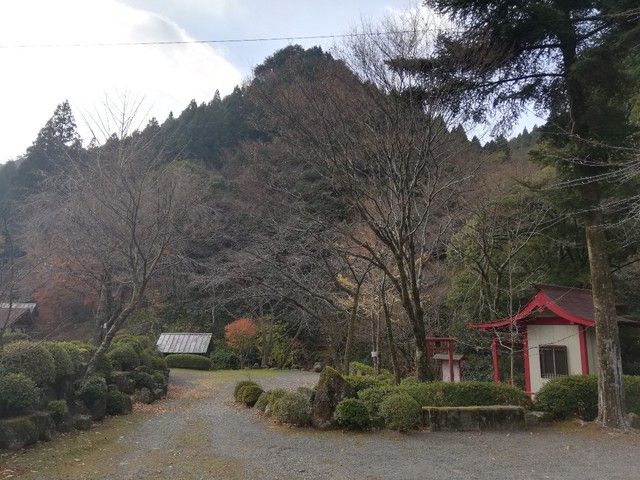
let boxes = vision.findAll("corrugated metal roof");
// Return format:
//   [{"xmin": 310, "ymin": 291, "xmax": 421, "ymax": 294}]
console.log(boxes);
[{"xmin": 156, "ymin": 333, "xmax": 213, "ymax": 354}]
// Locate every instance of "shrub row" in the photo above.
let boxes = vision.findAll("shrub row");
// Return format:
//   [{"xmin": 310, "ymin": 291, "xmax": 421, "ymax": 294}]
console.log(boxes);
[
  {"xmin": 166, "ymin": 353, "xmax": 210, "ymax": 370},
  {"xmin": 534, "ymin": 374, "xmax": 640, "ymax": 421}
]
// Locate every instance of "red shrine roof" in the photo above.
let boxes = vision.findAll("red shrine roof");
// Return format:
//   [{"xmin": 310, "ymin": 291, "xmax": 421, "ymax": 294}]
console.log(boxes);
[{"xmin": 468, "ymin": 284, "xmax": 637, "ymax": 331}]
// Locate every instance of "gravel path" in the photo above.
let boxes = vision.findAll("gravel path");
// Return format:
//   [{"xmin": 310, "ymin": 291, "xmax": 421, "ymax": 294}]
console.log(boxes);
[{"xmin": 3, "ymin": 369, "xmax": 640, "ymax": 480}]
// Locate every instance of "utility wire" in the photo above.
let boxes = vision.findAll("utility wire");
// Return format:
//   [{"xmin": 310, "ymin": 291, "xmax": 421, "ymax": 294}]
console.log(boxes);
[{"xmin": 0, "ymin": 29, "xmax": 458, "ymax": 50}]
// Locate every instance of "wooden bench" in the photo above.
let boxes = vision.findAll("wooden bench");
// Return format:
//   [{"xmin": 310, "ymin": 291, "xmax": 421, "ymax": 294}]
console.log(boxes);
[{"xmin": 422, "ymin": 405, "xmax": 525, "ymax": 431}]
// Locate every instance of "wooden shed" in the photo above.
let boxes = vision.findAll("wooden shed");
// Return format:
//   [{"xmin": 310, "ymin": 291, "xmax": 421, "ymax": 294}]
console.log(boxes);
[
  {"xmin": 156, "ymin": 333, "xmax": 213, "ymax": 355},
  {"xmin": 0, "ymin": 302, "xmax": 37, "ymax": 334}
]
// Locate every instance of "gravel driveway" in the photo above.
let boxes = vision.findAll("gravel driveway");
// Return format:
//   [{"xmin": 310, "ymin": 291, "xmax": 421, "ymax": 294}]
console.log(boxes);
[{"xmin": 3, "ymin": 368, "xmax": 640, "ymax": 480}]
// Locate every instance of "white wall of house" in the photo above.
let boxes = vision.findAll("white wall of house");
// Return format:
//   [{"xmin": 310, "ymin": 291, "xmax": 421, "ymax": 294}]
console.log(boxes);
[{"xmin": 527, "ymin": 324, "xmax": 582, "ymax": 394}]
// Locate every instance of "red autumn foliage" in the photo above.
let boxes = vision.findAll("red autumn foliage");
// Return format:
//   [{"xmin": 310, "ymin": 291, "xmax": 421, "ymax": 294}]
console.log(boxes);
[{"xmin": 224, "ymin": 318, "xmax": 258, "ymax": 347}]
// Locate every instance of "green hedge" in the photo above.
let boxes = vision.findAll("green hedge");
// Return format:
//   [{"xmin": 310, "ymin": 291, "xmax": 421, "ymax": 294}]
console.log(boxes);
[
  {"xmin": 210, "ymin": 340, "xmax": 239, "ymax": 370},
  {"xmin": 380, "ymin": 393, "xmax": 421, "ymax": 432},
  {"xmin": 343, "ymin": 375, "xmax": 387, "ymax": 393},
  {"xmin": 237, "ymin": 384, "xmax": 263, "ymax": 407},
  {"xmin": 77, "ymin": 375, "xmax": 108, "ymax": 405},
  {"xmin": 534, "ymin": 374, "xmax": 640, "ymax": 421},
  {"xmin": 334, "ymin": 398, "xmax": 370, "ymax": 430},
  {"xmin": 1, "ymin": 341, "xmax": 56, "ymax": 386},
  {"xmin": 165, "ymin": 354, "xmax": 210, "ymax": 370},
  {"xmin": 358, "ymin": 381, "xmax": 532, "ymax": 422},
  {"xmin": 0, "ymin": 373, "xmax": 37, "ymax": 418},
  {"xmin": 43, "ymin": 343, "xmax": 74, "ymax": 379},
  {"xmin": 108, "ymin": 344, "xmax": 140, "ymax": 371},
  {"xmin": 271, "ymin": 391, "xmax": 311, "ymax": 426}
]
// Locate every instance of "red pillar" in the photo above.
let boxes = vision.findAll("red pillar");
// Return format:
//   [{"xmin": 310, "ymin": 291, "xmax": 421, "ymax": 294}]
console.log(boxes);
[
  {"xmin": 492, "ymin": 332, "xmax": 500, "ymax": 383},
  {"xmin": 448, "ymin": 340, "xmax": 454, "ymax": 383},
  {"xmin": 578, "ymin": 325, "xmax": 589, "ymax": 375},
  {"xmin": 522, "ymin": 326, "xmax": 531, "ymax": 394}
]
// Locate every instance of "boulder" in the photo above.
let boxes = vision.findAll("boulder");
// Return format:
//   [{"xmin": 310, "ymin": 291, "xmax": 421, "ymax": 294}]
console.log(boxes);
[
  {"xmin": 121, "ymin": 394, "xmax": 133, "ymax": 414},
  {"xmin": 152, "ymin": 388, "xmax": 165, "ymax": 401},
  {"xmin": 110, "ymin": 372, "xmax": 136, "ymax": 395},
  {"xmin": 135, "ymin": 388, "xmax": 153, "ymax": 404},
  {"xmin": 627, "ymin": 412, "xmax": 640, "ymax": 429},
  {"xmin": 0, "ymin": 416, "xmax": 39, "ymax": 450},
  {"xmin": 311, "ymin": 367, "xmax": 356, "ymax": 429},
  {"xmin": 525, "ymin": 410, "xmax": 553, "ymax": 428},
  {"xmin": 313, "ymin": 362, "xmax": 323, "ymax": 373},
  {"xmin": 74, "ymin": 414, "xmax": 93, "ymax": 431},
  {"xmin": 83, "ymin": 396, "xmax": 107, "ymax": 421},
  {"xmin": 28, "ymin": 412, "xmax": 55, "ymax": 441},
  {"xmin": 35, "ymin": 386, "xmax": 57, "ymax": 410}
]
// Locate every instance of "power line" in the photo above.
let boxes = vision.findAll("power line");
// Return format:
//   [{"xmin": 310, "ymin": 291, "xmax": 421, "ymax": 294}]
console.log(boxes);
[{"xmin": 0, "ymin": 29, "xmax": 458, "ymax": 50}]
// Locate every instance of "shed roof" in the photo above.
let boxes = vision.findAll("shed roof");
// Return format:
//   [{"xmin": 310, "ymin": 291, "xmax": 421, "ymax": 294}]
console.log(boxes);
[
  {"xmin": 433, "ymin": 353, "xmax": 465, "ymax": 361},
  {"xmin": 0, "ymin": 303, "xmax": 37, "ymax": 329},
  {"xmin": 157, "ymin": 333, "xmax": 213, "ymax": 354}
]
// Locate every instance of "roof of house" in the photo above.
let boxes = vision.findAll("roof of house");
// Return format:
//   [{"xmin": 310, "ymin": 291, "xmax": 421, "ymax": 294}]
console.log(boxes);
[
  {"xmin": 468, "ymin": 284, "xmax": 638, "ymax": 331},
  {"xmin": 432, "ymin": 353, "xmax": 465, "ymax": 361},
  {"xmin": 0, "ymin": 303, "xmax": 37, "ymax": 329},
  {"xmin": 156, "ymin": 333, "xmax": 213, "ymax": 354}
]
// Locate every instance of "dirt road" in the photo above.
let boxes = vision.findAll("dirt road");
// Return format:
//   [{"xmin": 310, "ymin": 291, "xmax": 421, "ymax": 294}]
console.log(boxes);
[{"xmin": 2, "ymin": 369, "xmax": 640, "ymax": 480}]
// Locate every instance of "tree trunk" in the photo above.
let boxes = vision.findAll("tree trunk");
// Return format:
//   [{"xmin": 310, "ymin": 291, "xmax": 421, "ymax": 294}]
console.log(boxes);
[
  {"xmin": 342, "ymin": 284, "xmax": 362, "ymax": 373},
  {"xmin": 585, "ymin": 212, "xmax": 629, "ymax": 429},
  {"xmin": 381, "ymin": 287, "xmax": 401, "ymax": 385}
]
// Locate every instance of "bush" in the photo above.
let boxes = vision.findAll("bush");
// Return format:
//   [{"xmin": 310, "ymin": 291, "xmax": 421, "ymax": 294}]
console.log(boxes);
[
  {"xmin": 271, "ymin": 391, "xmax": 311, "ymax": 426},
  {"xmin": 165, "ymin": 354, "xmax": 210, "ymax": 370},
  {"xmin": 401, "ymin": 376, "xmax": 420, "ymax": 385},
  {"xmin": 210, "ymin": 340, "xmax": 240, "ymax": 370},
  {"xmin": 77, "ymin": 375, "xmax": 108, "ymax": 405},
  {"xmin": 379, "ymin": 393, "xmax": 421, "ymax": 432},
  {"xmin": 1, "ymin": 341, "xmax": 56, "ymax": 386},
  {"xmin": 256, "ymin": 388, "xmax": 288, "ymax": 415},
  {"xmin": 0, "ymin": 373, "xmax": 37, "ymax": 418},
  {"xmin": 108, "ymin": 344, "xmax": 140, "ymax": 371},
  {"xmin": 0, "ymin": 332, "xmax": 32, "ymax": 346},
  {"xmin": 344, "ymin": 375, "xmax": 386, "ymax": 393},
  {"xmin": 237, "ymin": 384, "xmax": 264, "ymax": 407},
  {"xmin": 47, "ymin": 399, "xmax": 69, "ymax": 423},
  {"xmin": 57, "ymin": 342, "xmax": 84, "ymax": 367},
  {"xmin": 334, "ymin": 398, "xmax": 370, "ymax": 430},
  {"xmin": 43, "ymin": 343, "xmax": 74, "ymax": 379},
  {"xmin": 134, "ymin": 371, "xmax": 155, "ymax": 391},
  {"xmin": 349, "ymin": 361, "xmax": 375, "ymax": 376},
  {"xmin": 234, "ymin": 380, "xmax": 259, "ymax": 401},
  {"xmin": 358, "ymin": 385, "xmax": 395, "ymax": 419},
  {"xmin": 106, "ymin": 390, "xmax": 125, "ymax": 415},
  {"xmin": 141, "ymin": 348, "xmax": 167, "ymax": 370},
  {"xmin": 534, "ymin": 375, "xmax": 598, "ymax": 420},
  {"xmin": 625, "ymin": 376, "xmax": 640, "ymax": 415}
]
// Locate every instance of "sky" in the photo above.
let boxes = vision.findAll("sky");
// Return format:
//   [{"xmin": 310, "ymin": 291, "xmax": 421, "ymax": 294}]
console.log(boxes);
[{"xmin": 0, "ymin": 0, "xmax": 428, "ymax": 164}]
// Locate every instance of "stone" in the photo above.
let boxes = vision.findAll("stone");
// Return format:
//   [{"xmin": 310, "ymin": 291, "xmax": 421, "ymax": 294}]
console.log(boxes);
[
  {"xmin": 74, "ymin": 415, "xmax": 93, "ymax": 431},
  {"xmin": 0, "ymin": 417, "xmax": 39, "ymax": 450},
  {"xmin": 152, "ymin": 388, "xmax": 165, "ymax": 401},
  {"xmin": 525, "ymin": 410, "xmax": 553, "ymax": 428},
  {"xmin": 423, "ymin": 406, "xmax": 526, "ymax": 431},
  {"xmin": 110, "ymin": 372, "xmax": 136, "ymax": 395},
  {"xmin": 297, "ymin": 387, "xmax": 315, "ymax": 402},
  {"xmin": 311, "ymin": 367, "xmax": 356, "ymax": 429},
  {"xmin": 135, "ymin": 387, "xmax": 153, "ymax": 404},
  {"xmin": 28, "ymin": 412, "xmax": 55, "ymax": 441},
  {"xmin": 121, "ymin": 394, "xmax": 133, "ymax": 414},
  {"xmin": 84, "ymin": 396, "xmax": 107, "ymax": 421},
  {"xmin": 626, "ymin": 412, "xmax": 640, "ymax": 429},
  {"xmin": 313, "ymin": 362, "xmax": 323, "ymax": 373}
]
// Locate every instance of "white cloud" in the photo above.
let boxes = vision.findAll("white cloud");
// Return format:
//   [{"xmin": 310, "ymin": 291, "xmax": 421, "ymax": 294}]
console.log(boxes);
[{"xmin": 0, "ymin": 0, "xmax": 242, "ymax": 162}]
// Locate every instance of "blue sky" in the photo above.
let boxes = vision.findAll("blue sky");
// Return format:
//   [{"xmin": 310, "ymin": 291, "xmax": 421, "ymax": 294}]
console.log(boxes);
[{"xmin": 0, "ymin": 1, "xmax": 537, "ymax": 164}]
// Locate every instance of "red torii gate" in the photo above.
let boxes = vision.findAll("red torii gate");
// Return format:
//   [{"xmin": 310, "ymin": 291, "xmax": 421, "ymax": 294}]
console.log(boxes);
[{"xmin": 426, "ymin": 337, "xmax": 463, "ymax": 383}]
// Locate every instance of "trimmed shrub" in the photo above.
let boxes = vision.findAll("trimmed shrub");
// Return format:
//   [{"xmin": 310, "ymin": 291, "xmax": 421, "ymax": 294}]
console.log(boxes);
[
  {"xmin": 57, "ymin": 342, "xmax": 84, "ymax": 367},
  {"xmin": 271, "ymin": 391, "xmax": 312, "ymax": 426},
  {"xmin": 534, "ymin": 375, "xmax": 598, "ymax": 420},
  {"xmin": 0, "ymin": 373, "xmax": 37, "ymax": 418},
  {"xmin": 625, "ymin": 376, "xmax": 640, "ymax": 415},
  {"xmin": 1, "ymin": 341, "xmax": 56, "ymax": 386},
  {"xmin": 0, "ymin": 332, "xmax": 32, "ymax": 346},
  {"xmin": 106, "ymin": 390, "xmax": 125, "ymax": 415},
  {"xmin": 401, "ymin": 376, "xmax": 420, "ymax": 385},
  {"xmin": 234, "ymin": 380, "xmax": 259, "ymax": 402},
  {"xmin": 153, "ymin": 371, "xmax": 165, "ymax": 385},
  {"xmin": 344, "ymin": 375, "xmax": 386, "ymax": 393},
  {"xmin": 47, "ymin": 399, "xmax": 69, "ymax": 424},
  {"xmin": 141, "ymin": 348, "xmax": 167, "ymax": 370},
  {"xmin": 380, "ymin": 393, "xmax": 421, "ymax": 432},
  {"xmin": 43, "ymin": 343, "xmax": 74, "ymax": 379},
  {"xmin": 108, "ymin": 344, "xmax": 140, "ymax": 371},
  {"xmin": 165, "ymin": 354, "xmax": 210, "ymax": 370},
  {"xmin": 349, "ymin": 361, "xmax": 375, "ymax": 376},
  {"xmin": 334, "ymin": 398, "xmax": 370, "ymax": 430},
  {"xmin": 256, "ymin": 388, "xmax": 288, "ymax": 416},
  {"xmin": 210, "ymin": 340, "xmax": 240, "ymax": 370},
  {"xmin": 77, "ymin": 375, "xmax": 108, "ymax": 405},
  {"xmin": 134, "ymin": 371, "xmax": 155, "ymax": 391},
  {"xmin": 358, "ymin": 385, "xmax": 395, "ymax": 419},
  {"xmin": 237, "ymin": 384, "xmax": 264, "ymax": 407}
]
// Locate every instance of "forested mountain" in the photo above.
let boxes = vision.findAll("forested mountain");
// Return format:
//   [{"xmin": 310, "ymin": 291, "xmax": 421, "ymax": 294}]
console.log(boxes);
[{"xmin": 1, "ymin": 23, "xmax": 639, "ymax": 388}]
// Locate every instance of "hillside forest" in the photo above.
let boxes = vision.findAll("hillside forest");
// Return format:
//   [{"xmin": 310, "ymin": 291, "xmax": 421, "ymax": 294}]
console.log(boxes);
[{"xmin": 1, "ymin": 3, "xmax": 639, "ymax": 427}]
